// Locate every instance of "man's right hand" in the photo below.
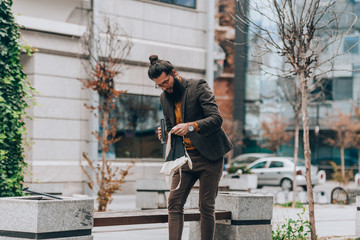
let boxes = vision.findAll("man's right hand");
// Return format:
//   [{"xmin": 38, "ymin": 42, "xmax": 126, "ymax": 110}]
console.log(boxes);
[{"xmin": 157, "ymin": 127, "xmax": 168, "ymax": 142}]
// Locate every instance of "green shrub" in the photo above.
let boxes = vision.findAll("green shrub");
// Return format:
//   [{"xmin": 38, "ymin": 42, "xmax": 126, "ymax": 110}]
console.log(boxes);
[
  {"xmin": 0, "ymin": 0, "xmax": 35, "ymax": 197},
  {"xmin": 280, "ymin": 201, "xmax": 304, "ymax": 208},
  {"xmin": 272, "ymin": 208, "xmax": 311, "ymax": 240},
  {"xmin": 227, "ymin": 165, "xmax": 252, "ymax": 174}
]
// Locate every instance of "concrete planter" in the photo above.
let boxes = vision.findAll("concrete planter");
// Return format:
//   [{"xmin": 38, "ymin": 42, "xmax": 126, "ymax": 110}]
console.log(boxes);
[
  {"xmin": 0, "ymin": 196, "xmax": 94, "ymax": 240},
  {"xmin": 220, "ymin": 174, "xmax": 258, "ymax": 191}
]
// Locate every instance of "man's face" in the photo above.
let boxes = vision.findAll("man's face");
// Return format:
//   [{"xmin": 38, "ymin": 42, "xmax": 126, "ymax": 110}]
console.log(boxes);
[{"xmin": 154, "ymin": 71, "xmax": 175, "ymax": 93}]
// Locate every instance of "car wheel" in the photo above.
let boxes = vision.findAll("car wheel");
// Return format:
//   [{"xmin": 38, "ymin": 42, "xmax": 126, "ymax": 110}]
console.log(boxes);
[{"xmin": 281, "ymin": 178, "xmax": 293, "ymax": 191}]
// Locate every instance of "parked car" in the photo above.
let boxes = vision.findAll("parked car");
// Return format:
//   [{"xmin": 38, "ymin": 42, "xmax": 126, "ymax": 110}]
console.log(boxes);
[
  {"xmin": 246, "ymin": 156, "xmax": 320, "ymax": 191},
  {"xmin": 230, "ymin": 153, "xmax": 275, "ymax": 168}
]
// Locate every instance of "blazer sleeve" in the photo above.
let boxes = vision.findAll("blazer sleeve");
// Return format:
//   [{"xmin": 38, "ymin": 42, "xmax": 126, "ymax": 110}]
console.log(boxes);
[{"xmin": 194, "ymin": 79, "xmax": 223, "ymax": 137}]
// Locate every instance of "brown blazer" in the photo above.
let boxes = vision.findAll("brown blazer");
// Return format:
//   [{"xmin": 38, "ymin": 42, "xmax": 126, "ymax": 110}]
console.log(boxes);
[{"xmin": 160, "ymin": 78, "xmax": 233, "ymax": 161}]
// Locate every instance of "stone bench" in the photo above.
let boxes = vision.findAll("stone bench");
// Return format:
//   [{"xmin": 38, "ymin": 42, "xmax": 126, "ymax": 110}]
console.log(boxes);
[
  {"xmin": 93, "ymin": 208, "xmax": 231, "ymax": 226},
  {"xmin": 96, "ymin": 191, "xmax": 273, "ymax": 240}
]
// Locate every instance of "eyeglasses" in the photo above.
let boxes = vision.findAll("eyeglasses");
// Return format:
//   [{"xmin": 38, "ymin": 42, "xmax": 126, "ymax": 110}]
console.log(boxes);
[{"xmin": 155, "ymin": 76, "xmax": 170, "ymax": 89}]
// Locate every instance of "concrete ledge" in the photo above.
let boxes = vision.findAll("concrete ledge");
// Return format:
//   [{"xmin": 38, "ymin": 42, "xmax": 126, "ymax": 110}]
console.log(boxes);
[
  {"xmin": 188, "ymin": 191, "xmax": 273, "ymax": 240},
  {"xmin": 215, "ymin": 192, "xmax": 273, "ymax": 221},
  {"xmin": 136, "ymin": 179, "xmax": 169, "ymax": 209},
  {"xmin": 0, "ymin": 196, "xmax": 94, "ymax": 240}
]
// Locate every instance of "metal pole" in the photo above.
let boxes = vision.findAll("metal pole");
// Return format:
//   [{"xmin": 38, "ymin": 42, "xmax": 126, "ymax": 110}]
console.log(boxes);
[
  {"xmin": 88, "ymin": 0, "xmax": 99, "ymax": 196},
  {"xmin": 206, "ymin": 0, "xmax": 215, "ymax": 90},
  {"xmin": 23, "ymin": 188, "xmax": 63, "ymax": 200}
]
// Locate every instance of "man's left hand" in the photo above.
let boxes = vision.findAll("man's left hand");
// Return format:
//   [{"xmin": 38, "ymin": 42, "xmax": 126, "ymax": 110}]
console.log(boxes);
[{"xmin": 171, "ymin": 123, "xmax": 189, "ymax": 136}]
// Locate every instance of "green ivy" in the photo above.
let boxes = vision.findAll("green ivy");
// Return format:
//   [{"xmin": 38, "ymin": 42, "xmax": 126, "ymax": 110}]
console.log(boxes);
[{"xmin": 0, "ymin": 0, "xmax": 34, "ymax": 197}]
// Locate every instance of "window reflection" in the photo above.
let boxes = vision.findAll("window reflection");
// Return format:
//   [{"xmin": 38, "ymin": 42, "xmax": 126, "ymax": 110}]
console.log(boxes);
[
  {"xmin": 99, "ymin": 94, "xmax": 164, "ymax": 158},
  {"xmin": 153, "ymin": 0, "xmax": 195, "ymax": 8}
]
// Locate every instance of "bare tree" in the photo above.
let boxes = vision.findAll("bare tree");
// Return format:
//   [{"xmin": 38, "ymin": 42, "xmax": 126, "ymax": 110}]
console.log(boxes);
[
  {"xmin": 326, "ymin": 111, "xmax": 356, "ymax": 184},
  {"xmin": 261, "ymin": 113, "xmax": 293, "ymax": 153},
  {"xmin": 235, "ymin": 0, "xmax": 357, "ymax": 238},
  {"xmin": 80, "ymin": 18, "xmax": 133, "ymax": 211},
  {"xmin": 277, "ymin": 75, "xmax": 324, "ymax": 207}
]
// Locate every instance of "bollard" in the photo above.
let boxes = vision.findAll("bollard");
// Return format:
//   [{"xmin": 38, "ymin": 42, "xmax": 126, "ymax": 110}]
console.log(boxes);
[
  {"xmin": 188, "ymin": 191, "xmax": 273, "ymax": 240},
  {"xmin": 0, "ymin": 196, "xmax": 94, "ymax": 240},
  {"xmin": 317, "ymin": 170, "xmax": 326, "ymax": 184}
]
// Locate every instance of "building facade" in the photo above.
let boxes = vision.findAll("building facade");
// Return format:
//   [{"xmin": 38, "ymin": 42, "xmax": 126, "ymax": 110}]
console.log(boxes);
[{"xmin": 13, "ymin": 0, "xmax": 211, "ymax": 195}]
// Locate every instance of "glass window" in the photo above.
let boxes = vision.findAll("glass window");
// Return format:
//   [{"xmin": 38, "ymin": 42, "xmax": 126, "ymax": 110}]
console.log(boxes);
[
  {"xmin": 310, "ymin": 78, "xmax": 333, "ymax": 101},
  {"xmin": 333, "ymin": 77, "xmax": 353, "ymax": 100},
  {"xmin": 269, "ymin": 161, "xmax": 284, "ymax": 168},
  {"xmin": 251, "ymin": 161, "xmax": 267, "ymax": 169},
  {"xmin": 99, "ymin": 94, "xmax": 164, "ymax": 158},
  {"xmin": 343, "ymin": 36, "xmax": 359, "ymax": 54},
  {"xmin": 311, "ymin": 77, "xmax": 353, "ymax": 101},
  {"xmin": 153, "ymin": 0, "xmax": 196, "ymax": 8}
]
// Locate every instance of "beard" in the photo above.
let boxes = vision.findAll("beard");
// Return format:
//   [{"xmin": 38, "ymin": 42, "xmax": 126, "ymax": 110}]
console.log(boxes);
[{"xmin": 164, "ymin": 76, "xmax": 186, "ymax": 102}]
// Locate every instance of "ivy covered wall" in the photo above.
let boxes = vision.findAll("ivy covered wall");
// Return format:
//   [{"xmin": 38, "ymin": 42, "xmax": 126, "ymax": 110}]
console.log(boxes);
[{"xmin": 0, "ymin": 0, "xmax": 33, "ymax": 197}]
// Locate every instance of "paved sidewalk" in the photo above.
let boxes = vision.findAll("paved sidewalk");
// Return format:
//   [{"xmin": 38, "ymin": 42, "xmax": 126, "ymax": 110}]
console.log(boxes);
[{"xmin": 273, "ymin": 204, "xmax": 357, "ymax": 239}]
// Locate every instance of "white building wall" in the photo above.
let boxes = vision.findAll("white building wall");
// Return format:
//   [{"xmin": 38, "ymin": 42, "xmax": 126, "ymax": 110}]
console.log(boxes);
[{"xmin": 13, "ymin": 0, "xmax": 209, "ymax": 195}]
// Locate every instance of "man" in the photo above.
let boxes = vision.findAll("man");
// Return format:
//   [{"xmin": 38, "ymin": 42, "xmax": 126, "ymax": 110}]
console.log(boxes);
[{"xmin": 148, "ymin": 55, "xmax": 233, "ymax": 240}]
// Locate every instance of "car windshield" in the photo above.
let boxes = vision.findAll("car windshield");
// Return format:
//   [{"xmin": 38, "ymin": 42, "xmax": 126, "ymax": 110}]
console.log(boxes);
[{"xmin": 250, "ymin": 161, "xmax": 267, "ymax": 169}]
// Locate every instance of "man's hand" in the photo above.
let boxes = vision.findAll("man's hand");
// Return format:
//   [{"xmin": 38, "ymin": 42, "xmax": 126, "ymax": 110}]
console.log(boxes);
[
  {"xmin": 157, "ymin": 127, "xmax": 168, "ymax": 142},
  {"xmin": 171, "ymin": 123, "xmax": 189, "ymax": 136}
]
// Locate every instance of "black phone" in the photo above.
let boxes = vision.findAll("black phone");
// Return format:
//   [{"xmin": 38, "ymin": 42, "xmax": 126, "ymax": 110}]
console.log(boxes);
[{"xmin": 160, "ymin": 119, "xmax": 166, "ymax": 144}]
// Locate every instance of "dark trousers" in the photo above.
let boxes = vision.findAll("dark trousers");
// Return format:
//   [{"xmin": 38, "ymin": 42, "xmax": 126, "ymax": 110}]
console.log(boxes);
[{"xmin": 168, "ymin": 150, "xmax": 224, "ymax": 240}]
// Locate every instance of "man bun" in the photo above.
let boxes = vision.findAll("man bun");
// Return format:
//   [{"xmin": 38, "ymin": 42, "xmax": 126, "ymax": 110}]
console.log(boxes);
[
  {"xmin": 149, "ymin": 55, "xmax": 159, "ymax": 65},
  {"xmin": 147, "ymin": 55, "xmax": 174, "ymax": 79}
]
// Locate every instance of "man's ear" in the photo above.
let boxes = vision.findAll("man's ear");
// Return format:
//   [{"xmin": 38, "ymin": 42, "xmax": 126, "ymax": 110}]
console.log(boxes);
[{"xmin": 172, "ymin": 69, "xmax": 177, "ymax": 77}]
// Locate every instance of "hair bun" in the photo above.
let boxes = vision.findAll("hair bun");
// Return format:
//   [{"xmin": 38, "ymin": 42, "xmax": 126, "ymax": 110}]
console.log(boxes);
[{"xmin": 149, "ymin": 55, "xmax": 159, "ymax": 65}]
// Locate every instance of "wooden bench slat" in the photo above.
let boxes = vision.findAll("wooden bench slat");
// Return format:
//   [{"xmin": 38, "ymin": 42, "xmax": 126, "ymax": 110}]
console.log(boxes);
[{"xmin": 94, "ymin": 209, "xmax": 231, "ymax": 227}]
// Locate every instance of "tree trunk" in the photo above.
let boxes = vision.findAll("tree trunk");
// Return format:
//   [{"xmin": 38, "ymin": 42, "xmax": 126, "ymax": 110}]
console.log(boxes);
[
  {"xmin": 292, "ymin": 113, "xmax": 300, "ymax": 208},
  {"xmin": 340, "ymin": 147, "xmax": 345, "ymax": 185},
  {"xmin": 98, "ymin": 108, "xmax": 109, "ymax": 212},
  {"xmin": 299, "ymin": 71, "xmax": 316, "ymax": 239}
]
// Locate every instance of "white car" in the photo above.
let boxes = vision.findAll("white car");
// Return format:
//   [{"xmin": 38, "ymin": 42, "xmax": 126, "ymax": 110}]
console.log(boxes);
[{"xmin": 247, "ymin": 156, "xmax": 320, "ymax": 191}]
